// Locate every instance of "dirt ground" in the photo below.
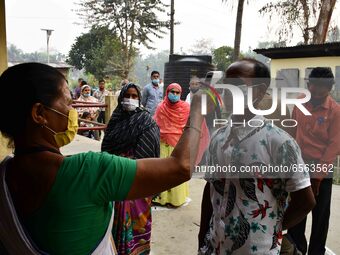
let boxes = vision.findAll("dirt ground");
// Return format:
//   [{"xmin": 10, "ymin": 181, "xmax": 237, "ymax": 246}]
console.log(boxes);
[
  {"xmin": 150, "ymin": 179, "xmax": 205, "ymax": 255},
  {"xmin": 150, "ymin": 179, "xmax": 340, "ymax": 255}
]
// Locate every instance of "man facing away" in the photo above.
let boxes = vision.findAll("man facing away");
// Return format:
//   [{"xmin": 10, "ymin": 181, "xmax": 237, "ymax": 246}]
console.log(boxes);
[
  {"xmin": 288, "ymin": 67, "xmax": 340, "ymax": 255},
  {"xmin": 141, "ymin": 71, "xmax": 163, "ymax": 116},
  {"xmin": 198, "ymin": 59, "xmax": 316, "ymax": 255}
]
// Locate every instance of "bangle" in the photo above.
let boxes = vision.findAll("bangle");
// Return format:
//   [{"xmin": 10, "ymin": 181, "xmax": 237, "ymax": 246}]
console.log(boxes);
[{"xmin": 183, "ymin": 125, "xmax": 201, "ymax": 133}]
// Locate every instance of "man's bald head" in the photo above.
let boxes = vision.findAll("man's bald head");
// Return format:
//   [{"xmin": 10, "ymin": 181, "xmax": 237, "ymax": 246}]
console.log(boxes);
[
  {"xmin": 223, "ymin": 58, "xmax": 271, "ymax": 112},
  {"xmin": 225, "ymin": 58, "xmax": 270, "ymax": 87}
]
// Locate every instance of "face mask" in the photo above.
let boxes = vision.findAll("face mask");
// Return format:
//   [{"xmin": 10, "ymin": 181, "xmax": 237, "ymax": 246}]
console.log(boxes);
[
  {"xmin": 122, "ymin": 98, "xmax": 139, "ymax": 111},
  {"xmin": 168, "ymin": 93, "xmax": 180, "ymax": 103},
  {"xmin": 152, "ymin": 79, "xmax": 160, "ymax": 85},
  {"xmin": 44, "ymin": 108, "xmax": 79, "ymax": 147},
  {"xmin": 83, "ymin": 93, "xmax": 90, "ymax": 97},
  {"xmin": 190, "ymin": 87, "xmax": 199, "ymax": 93}
]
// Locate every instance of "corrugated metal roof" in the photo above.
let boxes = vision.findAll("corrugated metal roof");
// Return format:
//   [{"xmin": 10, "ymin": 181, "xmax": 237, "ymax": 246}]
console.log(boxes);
[{"xmin": 254, "ymin": 42, "xmax": 340, "ymax": 59}]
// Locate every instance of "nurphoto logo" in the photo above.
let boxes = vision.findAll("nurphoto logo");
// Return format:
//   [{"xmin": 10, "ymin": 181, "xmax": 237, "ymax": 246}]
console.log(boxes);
[{"xmin": 200, "ymin": 83, "xmax": 312, "ymax": 128}]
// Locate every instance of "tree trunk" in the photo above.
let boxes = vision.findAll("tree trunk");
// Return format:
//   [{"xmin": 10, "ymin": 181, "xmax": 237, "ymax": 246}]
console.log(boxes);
[
  {"xmin": 312, "ymin": 0, "xmax": 337, "ymax": 44},
  {"xmin": 299, "ymin": 0, "xmax": 310, "ymax": 44},
  {"xmin": 232, "ymin": 0, "xmax": 245, "ymax": 61}
]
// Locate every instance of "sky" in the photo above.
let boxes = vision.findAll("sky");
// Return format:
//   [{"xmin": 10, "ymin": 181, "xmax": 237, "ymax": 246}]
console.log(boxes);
[{"xmin": 4, "ymin": 0, "xmax": 340, "ymax": 57}]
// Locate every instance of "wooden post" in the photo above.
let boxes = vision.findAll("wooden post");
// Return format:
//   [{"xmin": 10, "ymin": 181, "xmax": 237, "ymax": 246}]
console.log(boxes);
[
  {"xmin": 104, "ymin": 95, "xmax": 118, "ymax": 124},
  {"xmin": 0, "ymin": 0, "xmax": 7, "ymax": 74},
  {"xmin": 0, "ymin": 0, "xmax": 11, "ymax": 160}
]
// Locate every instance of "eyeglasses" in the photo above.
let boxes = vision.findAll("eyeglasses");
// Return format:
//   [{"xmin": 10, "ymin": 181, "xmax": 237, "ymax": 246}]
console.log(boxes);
[{"xmin": 170, "ymin": 90, "xmax": 180, "ymax": 95}]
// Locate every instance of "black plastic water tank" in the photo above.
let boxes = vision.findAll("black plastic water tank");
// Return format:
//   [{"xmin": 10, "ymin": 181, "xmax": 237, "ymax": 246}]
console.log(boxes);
[{"xmin": 164, "ymin": 54, "xmax": 216, "ymax": 100}]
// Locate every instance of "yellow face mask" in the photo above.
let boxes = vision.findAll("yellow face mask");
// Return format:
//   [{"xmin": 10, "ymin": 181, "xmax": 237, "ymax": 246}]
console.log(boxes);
[{"xmin": 44, "ymin": 108, "xmax": 79, "ymax": 147}]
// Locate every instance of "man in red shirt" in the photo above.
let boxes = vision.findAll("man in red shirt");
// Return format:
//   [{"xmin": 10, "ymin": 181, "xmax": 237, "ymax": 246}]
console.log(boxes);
[{"xmin": 289, "ymin": 67, "xmax": 340, "ymax": 255}]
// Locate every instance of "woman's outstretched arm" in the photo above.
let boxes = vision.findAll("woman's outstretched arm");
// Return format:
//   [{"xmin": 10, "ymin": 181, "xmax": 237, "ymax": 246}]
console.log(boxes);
[{"xmin": 126, "ymin": 94, "xmax": 204, "ymax": 200}]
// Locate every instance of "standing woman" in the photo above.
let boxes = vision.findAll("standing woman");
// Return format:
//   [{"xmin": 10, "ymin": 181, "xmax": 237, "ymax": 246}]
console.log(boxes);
[
  {"xmin": 102, "ymin": 83, "xmax": 160, "ymax": 255},
  {"xmin": 152, "ymin": 83, "xmax": 190, "ymax": 207},
  {"xmin": 0, "ymin": 63, "xmax": 205, "ymax": 255}
]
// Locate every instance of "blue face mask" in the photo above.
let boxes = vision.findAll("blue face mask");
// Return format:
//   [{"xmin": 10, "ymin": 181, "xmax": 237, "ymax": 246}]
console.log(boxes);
[
  {"xmin": 83, "ymin": 93, "xmax": 90, "ymax": 97},
  {"xmin": 168, "ymin": 93, "xmax": 180, "ymax": 103},
  {"xmin": 152, "ymin": 79, "xmax": 160, "ymax": 85}
]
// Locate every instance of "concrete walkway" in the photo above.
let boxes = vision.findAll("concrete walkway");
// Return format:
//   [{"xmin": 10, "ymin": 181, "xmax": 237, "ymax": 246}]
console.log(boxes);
[{"xmin": 151, "ymin": 179, "xmax": 340, "ymax": 255}]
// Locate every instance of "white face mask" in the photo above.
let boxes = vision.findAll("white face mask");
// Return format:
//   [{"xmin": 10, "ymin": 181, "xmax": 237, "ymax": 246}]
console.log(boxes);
[{"xmin": 122, "ymin": 98, "xmax": 139, "ymax": 111}]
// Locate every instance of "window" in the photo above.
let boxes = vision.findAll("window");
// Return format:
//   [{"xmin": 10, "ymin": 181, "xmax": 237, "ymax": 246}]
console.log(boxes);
[{"xmin": 276, "ymin": 68, "xmax": 299, "ymax": 88}]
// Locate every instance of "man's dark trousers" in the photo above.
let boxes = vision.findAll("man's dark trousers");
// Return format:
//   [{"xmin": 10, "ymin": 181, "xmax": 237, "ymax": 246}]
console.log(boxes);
[
  {"xmin": 288, "ymin": 177, "xmax": 332, "ymax": 255},
  {"xmin": 98, "ymin": 111, "xmax": 105, "ymax": 124},
  {"xmin": 97, "ymin": 110, "xmax": 105, "ymax": 137}
]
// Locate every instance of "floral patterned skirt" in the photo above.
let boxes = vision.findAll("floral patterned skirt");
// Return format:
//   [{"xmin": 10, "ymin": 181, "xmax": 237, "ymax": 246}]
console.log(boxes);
[{"xmin": 112, "ymin": 198, "xmax": 152, "ymax": 255}]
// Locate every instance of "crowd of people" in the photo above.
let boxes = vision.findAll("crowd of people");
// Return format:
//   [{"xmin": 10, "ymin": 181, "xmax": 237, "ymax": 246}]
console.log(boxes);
[{"xmin": 0, "ymin": 59, "xmax": 339, "ymax": 255}]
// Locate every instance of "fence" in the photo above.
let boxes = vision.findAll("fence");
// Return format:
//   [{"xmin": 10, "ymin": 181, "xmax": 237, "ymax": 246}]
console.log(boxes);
[
  {"xmin": 72, "ymin": 95, "xmax": 118, "ymax": 134},
  {"xmin": 72, "ymin": 100, "xmax": 107, "ymax": 134}
]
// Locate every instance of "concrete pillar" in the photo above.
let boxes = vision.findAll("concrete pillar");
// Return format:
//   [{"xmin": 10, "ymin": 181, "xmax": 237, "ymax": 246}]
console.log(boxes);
[{"xmin": 0, "ymin": 0, "xmax": 11, "ymax": 160}]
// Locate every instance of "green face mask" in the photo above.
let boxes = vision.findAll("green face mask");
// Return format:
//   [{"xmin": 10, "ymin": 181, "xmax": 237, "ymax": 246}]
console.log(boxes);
[{"xmin": 44, "ymin": 108, "xmax": 79, "ymax": 147}]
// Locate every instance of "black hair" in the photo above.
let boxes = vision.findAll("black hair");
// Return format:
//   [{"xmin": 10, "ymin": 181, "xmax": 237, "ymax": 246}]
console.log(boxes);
[
  {"xmin": 81, "ymin": 111, "xmax": 91, "ymax": 119},
  {"xmin": 309, "ymin": 67, "xmax": 334, "ymax": 89},
  {"xmin": 241, "ymin": 58, "xmax": 271, "ymax": 87},
  {"xmin": 78, "ymin": 78, "xmax": 83, "ymax": 82},
  {"xmin": 80, "ymin": 80, "xmax": 87, "ymax": 86},
  {"xmin": 150, "ymin": 71, "xmax": 160, "ymax": 77},
  {"xmin": 98, "ymin": 79, "xmax": 105, "ymax": 83},
  {"xmin": 0, "ymin": 63, "xmax": 66, "ymax": 140}
]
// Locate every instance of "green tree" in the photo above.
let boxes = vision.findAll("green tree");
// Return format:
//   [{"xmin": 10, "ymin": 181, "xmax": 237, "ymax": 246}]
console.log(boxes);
[
  {"xmin": 67, "ymin": 26, "xmax": 124, "ymax": 79},
  {"xmin": 78, "ymin": 0, "xmax": 169, "ymax": 78},
  {"xmin": 260, "ymin": 0, "xmax": 337, "ymax": 44},
  {"xmin": 7, "ymin": 44, "xmax": 25, "ymax": 62},
  {"xmin": 212, "ymin": 46, "xmax": 234, "ymax": 71},
  {"xmin": 7, "ymin": 44, "xmax": 66, "ymax": 63}
]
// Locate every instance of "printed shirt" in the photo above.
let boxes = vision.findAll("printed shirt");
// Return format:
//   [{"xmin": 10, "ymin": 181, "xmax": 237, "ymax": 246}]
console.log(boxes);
[
  {"xmin": 76, "ymin": 95, "xmax": 99, "ymax": 116},
  {"xmin": 201, "ymin": 116, "xmax": 310, "ymax": 255},
  {"xmin": 93, "ymin": 89, "xmax": 110, "ymax": 111},
  {"xmin": 292, "ymin": 95, "xmax": 340, "ymax": 166},
  {"xmin": 141, "ymin": 83, "xmax": 163, "ymax": 116}
]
